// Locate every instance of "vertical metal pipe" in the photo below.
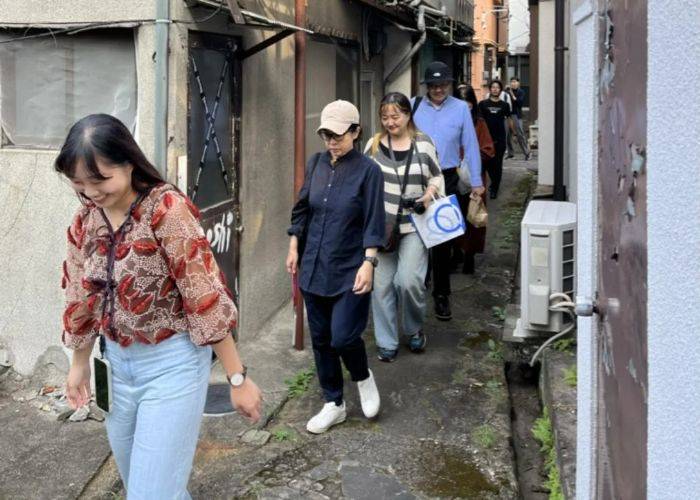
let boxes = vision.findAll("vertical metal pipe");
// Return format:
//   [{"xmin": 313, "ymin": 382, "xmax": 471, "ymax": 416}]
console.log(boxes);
[
  {"xmin": 293, "ymin": 0, "xmax": 307, "ymax": 350},
  {"xmin": 154, "ymin": 0, "xmax": 169, "ymax": 175},
  {"xmin": 553, "ymin": 0, "xmax": 567, "ymax": 200}
]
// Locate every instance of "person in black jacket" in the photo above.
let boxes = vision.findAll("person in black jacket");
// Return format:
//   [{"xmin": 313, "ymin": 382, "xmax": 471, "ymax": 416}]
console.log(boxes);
[
  {"xmin": 287, "ymin": 100, "xmax": 386, "ymax": 434},
  {"xmin": 506, "ymin": 77, "xmax": 531, "ymax": 160}
]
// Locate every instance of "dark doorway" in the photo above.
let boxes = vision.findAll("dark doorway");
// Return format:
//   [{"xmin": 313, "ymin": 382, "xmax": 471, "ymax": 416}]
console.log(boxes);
[{"xmin": 187, "ymin": 32, "xmax": 242, "ymax": 310}]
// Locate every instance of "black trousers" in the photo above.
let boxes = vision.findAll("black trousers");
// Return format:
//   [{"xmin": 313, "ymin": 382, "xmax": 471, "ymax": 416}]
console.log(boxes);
[
  {"xmin": 484, "ymin": 143, "xmax": 506, "ymax": 194},
  {"xmin": 302, "ymin": 289, "xmax": 370, "ymax": 405},
  {"xmin": 432, "ymin": 168, "xmax": 460, "ymax": 298}
]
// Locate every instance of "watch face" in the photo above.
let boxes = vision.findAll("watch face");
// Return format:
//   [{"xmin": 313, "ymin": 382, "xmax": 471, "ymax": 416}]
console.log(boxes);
[{"xmin": 230, "ymin": 373, "xmax": 245, "ymax": 387}]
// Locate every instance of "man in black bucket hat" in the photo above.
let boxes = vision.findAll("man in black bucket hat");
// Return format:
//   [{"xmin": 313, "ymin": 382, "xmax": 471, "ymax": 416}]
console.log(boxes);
[{"xmin": 412, "ymin": 61, "xmax": 485, "ymax": 322}]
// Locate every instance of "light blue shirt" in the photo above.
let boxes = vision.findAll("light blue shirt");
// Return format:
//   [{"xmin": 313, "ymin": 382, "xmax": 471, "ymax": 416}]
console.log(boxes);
[{"xmin": 411, "ymin": 95, "xmax": 483, "ymax": 187}]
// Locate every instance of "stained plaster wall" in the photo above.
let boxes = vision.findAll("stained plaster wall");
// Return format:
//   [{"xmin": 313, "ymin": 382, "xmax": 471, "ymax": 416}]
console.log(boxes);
[
  {"xmin": 383, "ymin": 25, "xmax": 412, "ymax": 97},
  {"xmin": 0, "ymin": 1, "xmax": 160, "ymax": 374},
  {"xmin": 647, "ymin": 0, "xmax": 700, "ymax": 495}
]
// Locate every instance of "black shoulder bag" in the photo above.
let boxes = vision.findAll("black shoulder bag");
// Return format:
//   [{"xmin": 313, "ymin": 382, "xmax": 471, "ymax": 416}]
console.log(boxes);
[{"xmin": 297, "ymin": 153, "xmax": 322, "ymax": 259}]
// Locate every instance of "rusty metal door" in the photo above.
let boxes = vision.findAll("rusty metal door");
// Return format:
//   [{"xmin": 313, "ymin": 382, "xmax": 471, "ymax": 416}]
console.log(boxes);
[
  {"xmin": 595, "ymin": 2, "xmax": 648, "ymax": 498},
  {"xmin": 188, "ymin": 32, "xmax": 242, "ymax": 311}
]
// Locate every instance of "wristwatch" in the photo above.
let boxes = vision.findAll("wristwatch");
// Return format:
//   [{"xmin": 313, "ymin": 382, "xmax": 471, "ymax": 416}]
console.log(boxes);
[
  {"xmin": 364, "ymin": 256, "xmax": 379, "ymax": 268},
  {"xmin": 227, "ymin": 365, "xmax": 248, "ymax": 388}
]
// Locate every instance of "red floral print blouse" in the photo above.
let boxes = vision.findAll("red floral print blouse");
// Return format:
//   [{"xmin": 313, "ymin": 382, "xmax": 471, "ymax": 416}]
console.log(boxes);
[{"xmin": 61, "ymin": 183, "xmax": 237, "ymax": 349}]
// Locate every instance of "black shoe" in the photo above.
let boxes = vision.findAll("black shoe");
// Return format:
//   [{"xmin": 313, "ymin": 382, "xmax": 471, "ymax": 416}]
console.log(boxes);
[
  {"xmin": 489, "ymin": 190, "xmax": 498, "ymax": 200},
  {"xmin": 525, "ymin": 152, "xmax": 531, "ymax": 161},
  {"xmin": 408, "ymin": 331, "xmax": 427, "ymax": 353},
  {"xmin": 506, "ymin": 152, "xmax": 514, "ymax": 159},
  {"xmin": 462, "ymin": 253, "xmax": 475, "ymax": 274},
  {"xmin": 377, "ymin": 348, "xmax": 398, "ymax": 363},
  {"xmin": 434, "ymin": 295, "xmax": 452, "ymax": 321}
]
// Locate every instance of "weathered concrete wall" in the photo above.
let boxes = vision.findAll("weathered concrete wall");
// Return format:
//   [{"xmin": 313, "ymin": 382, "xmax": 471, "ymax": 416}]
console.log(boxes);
[
  {"xmin": 0, "ymin": 0, "xmax": 298, "ymax": 373},
  {"xmin": 647, "ymin": 0, "xmax": 700, "ymax": 496},
  {"xmin": 570, "ymin": 1, "xmax": 597, "ymax": 497},
  {"xmin": 536, "ymin": 0, "xmax": 554, "ymax": 186},
  {"xmin": 507, "ymin": 0, "xmax": 530, "ymax": 54},
  {"xmin": 0, "ymin": 151, "xmax": 77, "ymax": 374},
  {"xmin": 0, "ymin": 4, "xmax": 160, "ymax": 374},
  {"xmin": 383, "ymin": 26, "xmax": 412, "ymax": 97},
  {"xmin": 0, "ymin": 0, "xmax": 156, "ymax": 23}
]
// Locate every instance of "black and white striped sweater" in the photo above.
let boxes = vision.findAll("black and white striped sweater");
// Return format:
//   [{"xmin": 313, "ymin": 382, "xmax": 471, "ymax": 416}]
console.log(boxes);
[{"xmin": 365, "ymin": 133, "xmax": 445, "ymax": 234}]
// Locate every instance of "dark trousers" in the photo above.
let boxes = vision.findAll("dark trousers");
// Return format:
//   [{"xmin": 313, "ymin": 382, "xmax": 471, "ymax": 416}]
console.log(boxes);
[
  {"xmin": 432, "ymin": 168, "xmax": 460, "ymax": 298},
  {"xmin": 484, "ymin": 144, "xmax": 506, "ymax": 195},
  {"xmin": 302, "ymin": 289, "xmax": 371, "ymax": 404}
]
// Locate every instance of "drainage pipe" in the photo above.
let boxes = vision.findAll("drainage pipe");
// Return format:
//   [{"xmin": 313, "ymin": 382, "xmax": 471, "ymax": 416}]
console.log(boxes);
[
  {"xmin": 153, "ymin": 0, "xmax": 169, "ymax": 175},
  {"xmin": 553, "ymin": 0, "xmax": 567, "ymax": 200},
  {"xmin": 293, "ymin": 0, "xmax": 307, "ymax": 350}
]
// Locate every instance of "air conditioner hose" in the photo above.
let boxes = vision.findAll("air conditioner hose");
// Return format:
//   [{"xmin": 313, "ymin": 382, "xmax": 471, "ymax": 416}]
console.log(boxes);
[{"xmin": 529, "ymin": 293, "xmax": 576, "ymax": 366}]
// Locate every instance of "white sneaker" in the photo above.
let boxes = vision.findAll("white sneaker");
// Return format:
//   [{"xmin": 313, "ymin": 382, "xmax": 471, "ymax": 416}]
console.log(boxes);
[
  {"xmin": 357, "ymin": 369, "xmax": 380, "ymax": 419},
  {"xmin": 306, "ymin": 401, "xmax": 347, "ymax": 434}
]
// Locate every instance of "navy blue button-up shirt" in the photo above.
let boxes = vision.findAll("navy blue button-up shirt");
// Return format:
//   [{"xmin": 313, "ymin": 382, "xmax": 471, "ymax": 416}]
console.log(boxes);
[{"xmin": 288, "ymin": 149, "xmax": 386, "ymax": 297}]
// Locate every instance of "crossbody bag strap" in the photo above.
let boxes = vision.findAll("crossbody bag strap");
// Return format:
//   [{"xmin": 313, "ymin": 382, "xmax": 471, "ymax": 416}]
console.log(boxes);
[
  {"xmin": 387, "ymin": 136, "xmax": 414, "ymax": 228},
  {"xmin": 413, "ymin": 139, "xmax": 427, "ymax": 190},
  {"xmin": 411, "ymin": 96, "xmax": 423, "ymax": 116}
]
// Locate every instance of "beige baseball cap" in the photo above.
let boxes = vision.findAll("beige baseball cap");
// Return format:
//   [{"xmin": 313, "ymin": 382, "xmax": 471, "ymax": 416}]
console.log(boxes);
[{"xmin": 316, "ymin": 100, "xmax": 360, "ymax": 135}]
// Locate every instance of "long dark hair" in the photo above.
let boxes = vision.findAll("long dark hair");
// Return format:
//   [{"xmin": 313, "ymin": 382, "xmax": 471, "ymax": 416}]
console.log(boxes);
[
  {"xmin": 54, "ymin": 114, "xmax": 164, "ymax": 194},
  {"xmin": 463, "ymin": 85, "xmax": 479, "ymax": 125},
  {"xmin": 370, "ymin": 92, "xmax": 419, "ymax": 156}
]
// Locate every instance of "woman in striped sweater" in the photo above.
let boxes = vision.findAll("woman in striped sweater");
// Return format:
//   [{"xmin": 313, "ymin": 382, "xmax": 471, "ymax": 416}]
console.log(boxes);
[{"xmin": 364, "ymin": 92, "xmax": 445, "ymax": 362}]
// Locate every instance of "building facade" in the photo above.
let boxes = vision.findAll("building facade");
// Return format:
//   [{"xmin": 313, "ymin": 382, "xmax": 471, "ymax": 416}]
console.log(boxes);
[
  {"xmin": 470, "ymin": 0, "xmax": 508, "ymax": 99},
  {"xmin": 0, "ymin": 0, "xmax": 475, "ymax": 375},
  {"xmin": 537, "ymin": 0, "xmax": 700, "ymax": 496}
]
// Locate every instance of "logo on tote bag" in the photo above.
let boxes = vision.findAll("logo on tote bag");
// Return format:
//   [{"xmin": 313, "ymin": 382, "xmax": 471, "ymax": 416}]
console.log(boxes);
[{"xmin": 410, "ymin": 195, "xmax": 466, "ymax": 249}]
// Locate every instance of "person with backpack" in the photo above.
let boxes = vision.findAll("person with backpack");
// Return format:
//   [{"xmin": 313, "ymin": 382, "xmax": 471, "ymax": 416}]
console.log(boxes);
[
  {"xmin": 364, "ymin": 92, "xmax": 444, "ymax": 362},
  {"xmin": 411, "ymin": 61, "xmax": 484, "ymax": 321},
  {"xmin": 287, "ymin": 100, "xmax": 385, "ymax": 434}
]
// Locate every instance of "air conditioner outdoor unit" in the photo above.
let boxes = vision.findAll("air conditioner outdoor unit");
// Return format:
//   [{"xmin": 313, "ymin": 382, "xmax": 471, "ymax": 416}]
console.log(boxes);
[{"xmin": 514, "ymin": 201, "xmax": 577, "ymax": 339}]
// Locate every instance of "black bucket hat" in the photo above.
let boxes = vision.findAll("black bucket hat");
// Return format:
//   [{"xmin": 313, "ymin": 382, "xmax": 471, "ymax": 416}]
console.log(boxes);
[{"xmin": 421, "ymin": 61, "xmax": 453, "ymax": 84}]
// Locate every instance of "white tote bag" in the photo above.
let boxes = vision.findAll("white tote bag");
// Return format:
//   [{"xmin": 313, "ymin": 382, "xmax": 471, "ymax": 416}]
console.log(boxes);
[{"xmin": 409, "ymin": 194, "xmax": 466, "ymax": 249}]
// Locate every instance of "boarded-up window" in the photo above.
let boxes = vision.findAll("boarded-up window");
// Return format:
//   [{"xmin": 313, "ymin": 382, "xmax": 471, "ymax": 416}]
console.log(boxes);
[{"xmin": 0, "ymin": 29, "xmax": 136, "ymax": 149}]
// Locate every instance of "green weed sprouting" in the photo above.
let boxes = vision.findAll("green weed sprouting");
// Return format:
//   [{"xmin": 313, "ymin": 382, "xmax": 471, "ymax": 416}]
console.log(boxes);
[
  {"xmin": 285, "ymin": 368, "xmax": 315, "ymax": 398},
  {"xmin": 532, "ymin": 408, "xmax": 564, "ymax": 500},
  {"xmin": 473, "ymin": 424, "xmax": 496, "ymax": 449},
  {"xmin": 562, "ymin": 365, "xmax": 577, "ymax": 388}
]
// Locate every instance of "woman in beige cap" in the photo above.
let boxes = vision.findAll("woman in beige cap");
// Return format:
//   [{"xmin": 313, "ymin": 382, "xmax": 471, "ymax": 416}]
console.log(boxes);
[{"xmin": 287, "ymin": 100, "xmax": 386, "ymax": 434}]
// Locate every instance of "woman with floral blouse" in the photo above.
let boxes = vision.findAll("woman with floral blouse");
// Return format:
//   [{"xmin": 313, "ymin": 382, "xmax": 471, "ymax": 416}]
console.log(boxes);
[{"xmin": 57, "ymin": 114, "xmax": 261, "ymax": 499}]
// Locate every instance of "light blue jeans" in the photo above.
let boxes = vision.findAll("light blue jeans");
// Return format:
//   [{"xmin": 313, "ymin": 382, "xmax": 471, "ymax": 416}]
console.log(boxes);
[
  {"xmin": 104, "ymin": 332, "xmax": 211, "ymax": 500},
  {"xmin": 371, "ymin": 232, "xmax": 429, "ymax": 350}
]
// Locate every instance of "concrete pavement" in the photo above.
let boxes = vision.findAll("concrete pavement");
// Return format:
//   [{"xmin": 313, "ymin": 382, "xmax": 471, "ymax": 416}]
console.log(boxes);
[{"xmin": 0, "ymin": 161, "xmax": 535, "ymax": 499}]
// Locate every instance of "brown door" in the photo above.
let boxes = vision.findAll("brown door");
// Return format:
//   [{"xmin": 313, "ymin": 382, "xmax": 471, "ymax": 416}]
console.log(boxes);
[
  {"xmin": 595, "ymin": 2, "xmax": 648, "ymax": 498},
  {"xmin": 187, "ymin": 32, "xmax": 242, "ymax": 314}
]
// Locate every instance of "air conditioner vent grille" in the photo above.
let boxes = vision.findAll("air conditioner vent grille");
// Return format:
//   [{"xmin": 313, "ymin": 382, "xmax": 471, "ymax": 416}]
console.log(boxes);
[{"xmin": 562, "ymin": 229, "xmax": 575, "ymax": 297}]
